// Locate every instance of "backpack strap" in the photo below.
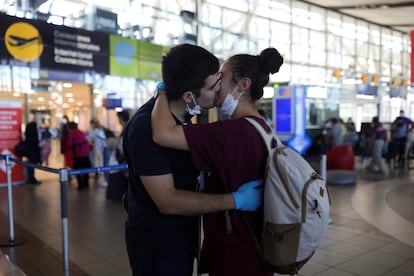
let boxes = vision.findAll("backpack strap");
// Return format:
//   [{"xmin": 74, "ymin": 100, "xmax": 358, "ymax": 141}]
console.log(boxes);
[{"xmin": 245, "ymin": 117, "xmax": 281, "ymax": 151}]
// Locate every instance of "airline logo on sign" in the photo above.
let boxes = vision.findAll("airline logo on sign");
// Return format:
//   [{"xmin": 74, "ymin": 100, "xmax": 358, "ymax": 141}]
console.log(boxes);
[{"xmin": 5, "ymin": 22, "xmax": 44, "ymax": 62}]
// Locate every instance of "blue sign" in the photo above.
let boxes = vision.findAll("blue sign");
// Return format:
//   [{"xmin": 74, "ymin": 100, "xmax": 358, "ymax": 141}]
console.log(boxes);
[{"xmin": 275, "ymin": 98, "xmax": 292, "ymax": 133}]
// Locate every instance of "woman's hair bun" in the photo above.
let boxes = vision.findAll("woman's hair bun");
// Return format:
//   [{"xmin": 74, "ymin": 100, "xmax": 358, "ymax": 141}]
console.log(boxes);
[{"xmin": 259, "ymin": 48, "xmax": 284, "ymax": 74}]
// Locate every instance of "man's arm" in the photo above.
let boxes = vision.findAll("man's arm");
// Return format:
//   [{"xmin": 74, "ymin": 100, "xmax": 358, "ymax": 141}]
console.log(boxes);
[
  {"xmin": 152, "ymin": 93, "xmax": 188, "ymax": 150},
  {"xmin": 141, "ymin": 174, "xmax": 263, "ymax": 215}
]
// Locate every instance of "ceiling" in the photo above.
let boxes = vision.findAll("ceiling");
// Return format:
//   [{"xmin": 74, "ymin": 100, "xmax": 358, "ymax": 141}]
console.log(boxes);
[{"xmin": 302, "ymin": 0, "xmax": 414, "ymax": 34}]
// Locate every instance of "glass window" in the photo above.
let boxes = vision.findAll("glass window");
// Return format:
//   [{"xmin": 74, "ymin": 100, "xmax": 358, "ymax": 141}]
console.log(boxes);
[
  {"xmin": 292, "ymin": 45, "xmax": 309, "ymax": 63},
  {"xmin": 205, "ymin": 0, "xmax": 248, "ymax": 12},
  {"xmin": 392, "ymin": 50, "xmax": 401, "ymax": 65},
  {"xmin": 356, "ymin": 20, "xmax": 369, "ymax": 42},
  {"xmin": 255, "ymin": 0, "xmax": 290, "ymax": 21},
  {"xmin": 309, "ymin": 49, "xmax": 326, "ymax": 67},
  {"xmin": 291, "ymin": 64, "xmax": 309, "ymax": 83},
  {"xmin": 327, "ymin": 52, "xmax": 341, "ymax": 68},
  {"xmin": 367, "ymin": 59, "xmax": 380, "ymax": 74},
  {"xmin": 342, "ymin": 16, "xmax": 356, "ymax": 39},
  {"xmin": 339, "ymin": 103, "xmax": 355, "ymax": 123},
  {"xmin": 342, "ymin": 55, "xmax": 355, "ymax": 70},
  {"xmin": 309, "ymin": 30, "xmax": 325, "ymax": 51},
  {"xmin": 270, "ymin": 21, "xmax": 290, "ymax": 46},
  {"xmin": 342, "ymin": 37, "xmax": 355, "ymax": 56},
  {"xmin": 309, "ymin": 66, "xmax": 326, "ymax": 84},
  {"xmin": 309, "ymin": 5, "xmax": 325, "ymax": 31},
  {"xmin": 356, "ymin": 41, "xmax": 368, "ymax": 57},
  {"xmin": 326, "ymin": 34, "xmax": 340, "ymax": 53},
  {"xmin": 356, "ymin": 56, "xmax": 367, "ymax": 72},
  {"xmin": 368, "ymin": 44, "xmax": 380, "ymax": 60},
  {"xmin": 326, "ymin": 11, "xmax": 341, "ymax": 35},
  {"xmin": 291, "ymin": 26, "xmax": 309, "ymax": 49},
  {"xmin": 200, "ymin": 3, "xmax": 222, "ymax": 29},
  {"xmin": 222, "ymin": 9, "xmax": 245, "ymax": 33},
  {"xmin": 370, "ymin": 25, "xmax": 381, "ymax": 45},
  {"xmin": 292, "ymin": 1, "xmax": 310, "ymax": 28},
  {"xmin": 251, "ymin": 17, "xmax": 270, "ymax": 40}
]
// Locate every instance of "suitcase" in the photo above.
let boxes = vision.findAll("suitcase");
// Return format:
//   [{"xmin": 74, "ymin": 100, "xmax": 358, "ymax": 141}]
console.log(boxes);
[{"xmin": 106, "ymin": 171, "xmax": 128, "ymax": 201}]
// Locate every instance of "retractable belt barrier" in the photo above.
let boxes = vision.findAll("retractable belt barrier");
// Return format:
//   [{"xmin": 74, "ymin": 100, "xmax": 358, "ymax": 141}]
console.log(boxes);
[{"xmin": 0, "ymin": 154, "xmax": 127, "ymax": 276}]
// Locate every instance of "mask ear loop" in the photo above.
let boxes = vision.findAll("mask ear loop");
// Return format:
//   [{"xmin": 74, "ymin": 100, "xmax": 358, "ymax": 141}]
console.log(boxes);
[
  {"xmin": 186, "ymin": 93, "xmax": 201, "ymax": 115},
  {"xmin": 231, "ymin": 80, "xmax": 243, "ymax": 99}
]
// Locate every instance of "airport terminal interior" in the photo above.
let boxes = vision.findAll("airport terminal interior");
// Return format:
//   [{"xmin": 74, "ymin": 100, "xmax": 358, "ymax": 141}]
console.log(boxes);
[
  {"xmin": 1, "ymin": 0, "xmax": 414, "ymax": 275},
  {"xmin": 0, "ymin": 144, "xmax": 414, "ymax": 276}
]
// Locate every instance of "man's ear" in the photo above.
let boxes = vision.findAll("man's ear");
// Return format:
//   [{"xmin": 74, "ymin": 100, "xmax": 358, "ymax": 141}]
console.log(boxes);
[{"xmin": 182, "ymin": 91, "xmax": 193, "ymax": 104}]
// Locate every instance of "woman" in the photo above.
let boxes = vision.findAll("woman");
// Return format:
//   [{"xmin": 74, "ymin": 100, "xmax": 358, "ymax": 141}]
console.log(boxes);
[
  {"xmin": 152, "ymin": 47, "xmax": 283, "ymax": 276},
  {"xmin": 366, "ymin": 116, "xmax": 387, "ymax": 174},
  {"xmin": 66, "ymin": 122, "xmax": 92, "ymax": 190}
]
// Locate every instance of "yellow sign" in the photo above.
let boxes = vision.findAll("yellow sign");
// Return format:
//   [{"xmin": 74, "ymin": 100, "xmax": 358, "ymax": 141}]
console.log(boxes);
[{"xmin": 5, "ymin": 22, "xmax": 43, "ymax": 62}]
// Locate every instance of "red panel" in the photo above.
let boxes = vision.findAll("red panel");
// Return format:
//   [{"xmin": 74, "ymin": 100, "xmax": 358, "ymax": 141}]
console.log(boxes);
[{"xmin": 411, "ymin": 31, "xmax": 414, "ymax": 83}]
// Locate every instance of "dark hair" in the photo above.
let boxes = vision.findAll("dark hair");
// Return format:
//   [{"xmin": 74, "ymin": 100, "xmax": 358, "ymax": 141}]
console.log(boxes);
[
  {"xmin": 258, "ymin": 109, "xmax": 266, "ymax": 117},
  {"xmin": 117, "ymin": 110, "xmax": 130, "ymax": 123},
  {"xmin": 227, "ymin": 47, "xmax": 283, "ymax": 101},
  {"xmin": 68, "ymin": 121, "xmax": 78, "ymax": 130},
  {"xmin": 162, "ymin": 44, "xmax": 219, "ymax": 100}
]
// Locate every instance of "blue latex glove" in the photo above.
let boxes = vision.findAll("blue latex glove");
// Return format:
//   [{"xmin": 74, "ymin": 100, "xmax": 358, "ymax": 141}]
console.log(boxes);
[
  {"xmin": 156, "ymin": 81, "xmax": 166, "ymax": 90},
  {"xmin": 154, "ymin": 81, "xmax": 166, "ymax": 98},
  {"xmin": 232, "ymin": 179, "xmax": 264, "ymax": 211}
]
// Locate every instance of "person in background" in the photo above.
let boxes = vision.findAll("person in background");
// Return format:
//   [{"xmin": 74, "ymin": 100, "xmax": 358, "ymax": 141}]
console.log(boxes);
[
  {"xmin": 24, "ymin": 112, "xmax": 42, "ymax": 185},
  {"xmin": 39, "ymin": 125, "xmax": 52, "ymax": 166},
  {"xmin": 66, "ymin": 121, "xmax": 92, "ymax": 190},
  {"xmin": 88, "ymin": 118, "xmax": 109, "ymax": 186},
  {"xmin": 343, "ymin": 118, "xmax": 358, "ymax": 147},
  {"xmin": 389, "ymin": 110, "xmax": 413, "ymax": 167},
  {"xmin": 152, "ymin": 47, "xmax": 283, "ymax": 275},
  {"xmin": 325, "ymin": 117, "xmax": 343, "ymax": 150},
  {"xmin": 123, "ymin": 44, "xmax": 263, "ymax": 276},
  {"xmin": 106, "ymin": 110, "xmax": 130, "ymax": 201},
  {"xmin": 366, "ymin": 116, "xmax": 387, "ymax": 175},
  {"xmin": 60, "ymin": 115, "xmax": 73, "ymax": 169}
]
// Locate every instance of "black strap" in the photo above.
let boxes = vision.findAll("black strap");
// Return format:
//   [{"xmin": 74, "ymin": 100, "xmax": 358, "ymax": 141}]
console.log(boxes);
[{"xmin": 241, "ymin": 214, "xmax": 267, "ymax": 264}]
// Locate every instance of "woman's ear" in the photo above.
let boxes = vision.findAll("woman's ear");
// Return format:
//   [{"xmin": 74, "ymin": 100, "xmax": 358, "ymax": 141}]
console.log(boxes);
[{"xmin": 240, "ymin": 78, "xmax": 251, "ymax": 92}]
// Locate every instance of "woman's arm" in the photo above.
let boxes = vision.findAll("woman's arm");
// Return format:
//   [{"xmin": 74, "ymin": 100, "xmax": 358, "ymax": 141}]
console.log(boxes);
[{"xmin": 152, "ymin": 93, "xmax": 189, "ymax": 151}]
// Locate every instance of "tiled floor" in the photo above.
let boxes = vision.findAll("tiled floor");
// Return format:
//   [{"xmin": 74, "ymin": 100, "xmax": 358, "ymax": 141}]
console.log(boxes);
[{"xmin": 1, "ymin": 147, "xmax": 414, "ymax": 275}]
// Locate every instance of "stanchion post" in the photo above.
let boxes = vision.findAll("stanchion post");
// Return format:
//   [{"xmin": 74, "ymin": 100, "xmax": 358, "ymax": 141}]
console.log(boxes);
[
  {"xmin": 0, "ymin": 155, "xmax": 27, "ymax": 247},
  {"xmin": 5, "ymin": 155, "xmax": 15, "ymax": 242},
  {"xmin": 59, "ymin": 168, "xmax": 70, "ymax": 276},
  {"xmin": 320, "ymin": 154, "xmax": 327, "ymax": 186}
]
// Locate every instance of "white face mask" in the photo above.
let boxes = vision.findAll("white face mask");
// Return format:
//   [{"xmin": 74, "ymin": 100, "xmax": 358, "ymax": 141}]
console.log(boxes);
[
  {"xmin": 219, "ymin": 81, "xmax": 242, "ymax": 117},
  {"xmin": 186, "ymin": 93, "xmax": 202, "ymax": 116}
]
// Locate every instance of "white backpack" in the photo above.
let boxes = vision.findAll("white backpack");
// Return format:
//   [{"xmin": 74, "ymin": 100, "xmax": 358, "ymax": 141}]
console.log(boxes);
[{"xmin": 245, "ymin": 117, "xmax": 331, "ymax": 275}]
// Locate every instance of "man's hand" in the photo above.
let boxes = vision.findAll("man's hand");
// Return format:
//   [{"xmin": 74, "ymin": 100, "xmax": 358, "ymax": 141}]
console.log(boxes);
[{"xmin": 232, "ymin": 179, "xmax": 264, "ymax": 211}]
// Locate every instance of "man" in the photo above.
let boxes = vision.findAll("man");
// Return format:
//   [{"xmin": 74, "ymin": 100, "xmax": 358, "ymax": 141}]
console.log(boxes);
[
  {"xmin": 24, "ymin": 112, "xmax": 42, "ymax": 185},
  {"xmin": 123, "ymin": 44, "xmax": 262, "ymax": 276},
  {"xmin": 390, "ymin": 110, "xmax": 414, "ymax": 167}
]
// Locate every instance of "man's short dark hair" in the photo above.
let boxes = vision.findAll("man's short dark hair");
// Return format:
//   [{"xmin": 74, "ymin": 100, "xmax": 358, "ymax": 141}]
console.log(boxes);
[{"xmin": 162, "ymin": 44, "xmax": 219, "ymax": 100}]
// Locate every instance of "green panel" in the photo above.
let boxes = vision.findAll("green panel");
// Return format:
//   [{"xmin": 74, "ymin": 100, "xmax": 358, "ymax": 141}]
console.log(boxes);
[
  {"xmin": 137, "ymin": 41, "xmax": 164, "ymax": 62},
  {"xmin": 137, "ymin": 60, "xmax": 162, "ymax": 80},
  {"xmin": 109, "ymin": 35, "xmax": 139, "ymax": 77}
]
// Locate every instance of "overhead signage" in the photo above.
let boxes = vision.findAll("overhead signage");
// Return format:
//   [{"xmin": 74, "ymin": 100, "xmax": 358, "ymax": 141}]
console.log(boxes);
[
  {"xmin": 0, "ymin": 13, "xmax": 110, "ymax": 74},
  {"xmin": 0, "ymin": 13, "xmax": 166, "ymax": 80}
]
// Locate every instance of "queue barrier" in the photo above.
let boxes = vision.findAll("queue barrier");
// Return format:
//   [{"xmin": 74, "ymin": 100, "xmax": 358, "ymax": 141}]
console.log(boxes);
[{"xmin": 0, "ymin": 154, "xmax": 127, "ymax": 276}]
